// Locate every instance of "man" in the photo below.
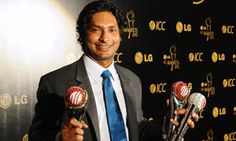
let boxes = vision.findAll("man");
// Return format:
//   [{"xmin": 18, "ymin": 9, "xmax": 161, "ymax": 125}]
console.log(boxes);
[{"xmin": 28, "ymin": 1, "xmax": 198, "ymax": 141}]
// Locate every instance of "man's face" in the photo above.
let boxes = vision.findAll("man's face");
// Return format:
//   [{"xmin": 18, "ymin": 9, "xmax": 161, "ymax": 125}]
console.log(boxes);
[{"xmin": 85, "ymin": 11, "xmax": 121, "ymax": 67}]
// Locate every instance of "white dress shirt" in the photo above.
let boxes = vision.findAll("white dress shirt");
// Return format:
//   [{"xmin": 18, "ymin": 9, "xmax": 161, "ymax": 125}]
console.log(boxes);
[{"xmin": 83, "ymin": 55, "xmax": 129, "ymax": 141}]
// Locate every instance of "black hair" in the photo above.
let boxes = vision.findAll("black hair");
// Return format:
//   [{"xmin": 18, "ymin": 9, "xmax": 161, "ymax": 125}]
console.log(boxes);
[{"xmin": 76, "ymin": 0, "xmax": 126, "ymax": 52}]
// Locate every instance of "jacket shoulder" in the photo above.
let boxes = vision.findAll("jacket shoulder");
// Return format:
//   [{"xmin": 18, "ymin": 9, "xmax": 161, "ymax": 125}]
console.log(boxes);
[
  {"xmin": 115, "ymin": 64, "xmax": 140, "ymax": 82},
  {"xmin": 42, "ymin": 61, "xmax": 78, "ymax": 80}
]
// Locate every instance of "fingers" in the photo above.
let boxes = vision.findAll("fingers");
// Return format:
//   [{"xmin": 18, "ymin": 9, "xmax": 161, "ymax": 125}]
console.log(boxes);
[
  {"xmin": 170, "ymin": 119, "xmax": 179, "ymax": 126},
  {"xmin": 169, "ymin": 108, "xmax": 185, "ymax": 126},
  {"xmin": 187, "ymin": 119, "xmax": 195, "ymax": 129},
  {"xmin": 174, "ymin": 108, "xmax": 186, "ymax": 115},
  {"xmin": 80, "ymin": 120, "xmax": 89, "ymax": 128},
  {"xmin": 187, "ymin": 113, "xmax": 200, "ymax": 129},
  {"xmin": 170, "ymin": 117, "xmax": 195, "ymax": 129},
  {"xmin": 192, "ymin": 113, "xmax": 199, "ymax": 122},
  {"xmin": 67, "ymin": 117, "xmax": 88, "ymax": 129},
  {"xmin": 61, "ymin": 117, "xmax": 88, "ymax": 141},
  {"xmin": 171, "ymin": 109, "xmax": 200, "ymax": 129}
]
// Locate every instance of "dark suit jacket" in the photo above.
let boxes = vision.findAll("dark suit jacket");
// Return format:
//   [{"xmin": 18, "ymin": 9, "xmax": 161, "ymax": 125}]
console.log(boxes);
[{"xmin": 28, "ymin": 56, "xmax": 163, "ymax": 141}]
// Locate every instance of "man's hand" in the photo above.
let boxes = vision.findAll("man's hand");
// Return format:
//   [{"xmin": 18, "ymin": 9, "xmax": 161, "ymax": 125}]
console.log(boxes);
[
  {"xmin": 170, "ymin": 108, "xmax": 199, "ymax": 129},
  {"xmin": 61, "ymin": 117, "xmax": 88, "ymax": 141},
  {"xmin": 166, "ymin": 99, "xmax": 200, "ymax": 129}
]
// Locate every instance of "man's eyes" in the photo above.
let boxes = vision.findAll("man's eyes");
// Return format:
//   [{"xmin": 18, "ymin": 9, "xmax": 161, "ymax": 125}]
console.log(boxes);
[
  {"xmin": 89, "ymin": 27, "xmax": 119, "ymax": 33},
  {"xmin": 109, "ymin": 28, "xmax": 118, "ymax": 32},
  {"xmin": 90, "ymin": 27, "xmax": 100, "ymax": 32}
]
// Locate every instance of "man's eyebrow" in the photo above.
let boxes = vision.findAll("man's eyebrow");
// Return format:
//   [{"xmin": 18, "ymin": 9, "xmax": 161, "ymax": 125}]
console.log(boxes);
[
  {"xmin": 89, "ymin": 24, "xmax": 99, "ymax": 27},
  {"xmin": 89, "ymin": 23, "xmax": 118, "ymax": 28}
]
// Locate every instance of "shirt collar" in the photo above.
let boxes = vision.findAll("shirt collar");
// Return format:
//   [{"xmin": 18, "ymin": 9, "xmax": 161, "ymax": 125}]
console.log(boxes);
[{"xmin": 83, "ymin": 55, "xmax": 116, "ymax": 81}]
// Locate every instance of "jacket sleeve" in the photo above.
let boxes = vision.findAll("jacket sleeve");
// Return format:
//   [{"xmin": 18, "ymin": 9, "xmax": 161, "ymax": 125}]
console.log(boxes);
[
  {"xmin": 134, "ymin": 76, "xmax": 164, "ymax": 141},
  {"xmin": 28, "ymin": 76, "xmax": 66, "ymax": 141},
  {"xmin": 138, "ymin": 118, "xmax": 164, "ymax": 141}
]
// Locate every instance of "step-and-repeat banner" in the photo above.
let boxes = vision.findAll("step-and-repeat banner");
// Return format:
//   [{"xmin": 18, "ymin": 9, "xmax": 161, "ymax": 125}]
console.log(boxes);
[{"xmin": 0, "ymin": 0, "xmax": 235, "ymax": 141}]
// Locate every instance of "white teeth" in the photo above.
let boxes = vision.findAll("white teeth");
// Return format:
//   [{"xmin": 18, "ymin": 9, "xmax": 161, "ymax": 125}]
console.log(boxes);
[{"xmin": 98, "ymin": 45, "xmax": 109, "ymax": 49}]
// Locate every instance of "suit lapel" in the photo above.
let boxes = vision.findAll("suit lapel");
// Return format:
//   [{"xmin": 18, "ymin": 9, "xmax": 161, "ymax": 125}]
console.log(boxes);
[
  {"xmin": 75, "ymin": 58, "xmax": 100, "ymax": 141},
  {"xmin": 74, "ymin": 59, "xmax": 138, "ymax": 141},
  {"xmin": 116, "ymin": 65, "xmax": 138, "ymax": 141}
]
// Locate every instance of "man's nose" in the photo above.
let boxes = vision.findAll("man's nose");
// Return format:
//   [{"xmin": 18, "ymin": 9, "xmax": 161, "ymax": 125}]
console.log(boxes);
[{"xmin": 99, "ymin": 30, "xmax": 110, "ymax": 42}]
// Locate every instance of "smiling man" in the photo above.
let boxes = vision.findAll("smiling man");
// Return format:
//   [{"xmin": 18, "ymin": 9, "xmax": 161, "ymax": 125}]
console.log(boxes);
[{"xmin": 28, "ymin": 1, "xmax": 198, "ymax": 141}]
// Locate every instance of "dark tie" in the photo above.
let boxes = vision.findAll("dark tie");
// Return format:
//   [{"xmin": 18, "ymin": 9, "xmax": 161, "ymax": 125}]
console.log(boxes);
[{"xmin": 101, "ymin": 70, "xmax": 128, "ymax": 141}]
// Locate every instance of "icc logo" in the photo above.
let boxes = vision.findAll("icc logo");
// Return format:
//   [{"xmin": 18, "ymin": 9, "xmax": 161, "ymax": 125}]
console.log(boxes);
[
  {"xmin": 223, "ymin": 78, "xmax": 235, "ymax": 88},
  {"xmin": 114, "ymin": 52, "xmax": 123, "ymax": 63},
  {"xmin": 189, "ymin": 52, "xmax": 203, "ymax": 62},
  {"xmin": 149, "ymin": 20, "xmax": 166, "ymax": 31},
  {"xmin": 150, "ymin": 83, "xmax": 167, "ymax": 94},
  {"xmin": 224, "ymin": 132, "xmax": 236, "ymax": 141},
  {"xmin": 222, "ymin": 25, "xmax": 234, "ymax": 34}
]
